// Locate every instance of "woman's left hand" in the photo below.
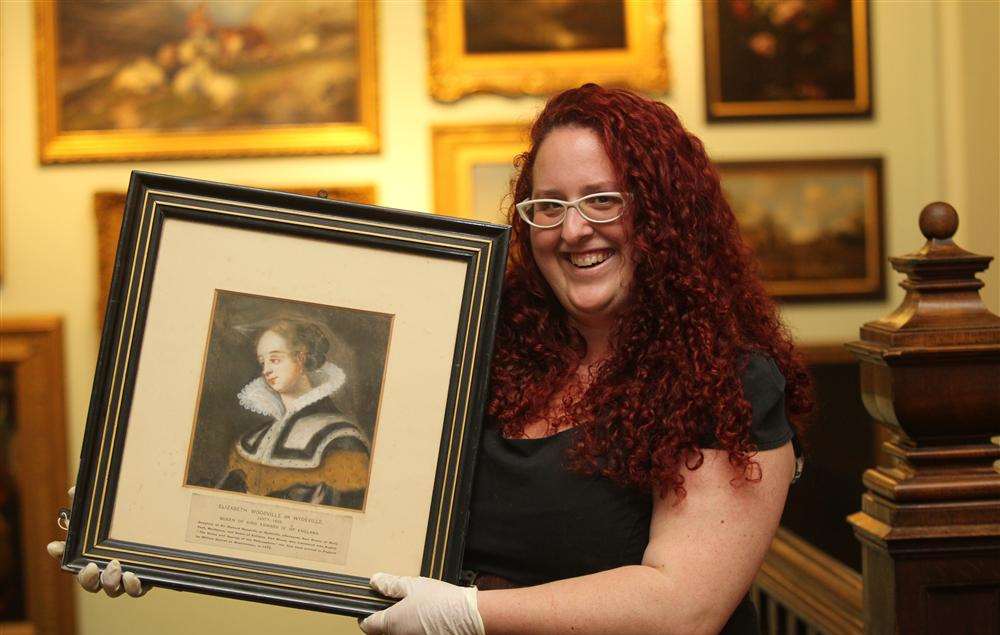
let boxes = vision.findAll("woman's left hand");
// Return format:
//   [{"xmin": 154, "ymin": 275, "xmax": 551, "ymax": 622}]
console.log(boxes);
[{"xmin": 359, "ymin": 573, "xmax": 485, "ymax": 635}]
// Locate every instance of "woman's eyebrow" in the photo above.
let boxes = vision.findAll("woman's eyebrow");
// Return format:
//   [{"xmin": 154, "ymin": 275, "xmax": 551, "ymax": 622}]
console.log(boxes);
[{"xmin": 533, "ymin": 183, "xmax": 618, "ymax": 198}]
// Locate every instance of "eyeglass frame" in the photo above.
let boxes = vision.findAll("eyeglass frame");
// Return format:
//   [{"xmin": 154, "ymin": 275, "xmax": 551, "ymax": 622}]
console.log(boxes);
[{"xmin": 515, "ymin": 191, "xmax": 627, "ymax": 228}]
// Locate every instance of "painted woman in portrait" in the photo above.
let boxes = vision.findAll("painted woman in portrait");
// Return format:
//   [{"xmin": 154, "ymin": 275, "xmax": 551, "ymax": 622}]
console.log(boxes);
[{"xmin": 216, "ymin": 318, "xmax": 371, "ymax": 510}]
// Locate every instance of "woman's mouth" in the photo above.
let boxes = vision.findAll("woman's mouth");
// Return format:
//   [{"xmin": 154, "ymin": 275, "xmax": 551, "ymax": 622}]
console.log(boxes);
[{"xmin": 566, "ymin": 249, "xmax": 615, "ymax": 268}]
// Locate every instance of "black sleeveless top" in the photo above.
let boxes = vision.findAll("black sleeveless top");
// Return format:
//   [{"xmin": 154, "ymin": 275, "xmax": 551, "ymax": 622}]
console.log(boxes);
[{"xmin": 462, "ymin": 353, "xmax": 800, "ymax": 634}]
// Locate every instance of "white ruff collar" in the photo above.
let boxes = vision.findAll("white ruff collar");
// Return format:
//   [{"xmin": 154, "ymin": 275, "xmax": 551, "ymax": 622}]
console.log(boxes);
[{"xmin": 237, "ymin": 361, "xmax": 346, "ymax": 419}]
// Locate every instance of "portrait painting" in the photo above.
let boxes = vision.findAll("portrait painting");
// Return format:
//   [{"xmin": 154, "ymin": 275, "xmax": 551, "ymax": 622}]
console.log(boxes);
[
  {"xmin": 703, "ymin": 0, "xmax": 871, "ymax": 120},
  {"xmin": 184, "ymin": 290, "xmax": 393, "ymax": 512},
  {"xmin": 36, "ymin": 1, "xmax": 379, "ymax": 162},
  {"xmin": 719, "ymin": 158, "xmax": 884, "ymax": 300},
  {"xmin": 427, "ymin": 0, "xmax": 667, "ymax": 100}
]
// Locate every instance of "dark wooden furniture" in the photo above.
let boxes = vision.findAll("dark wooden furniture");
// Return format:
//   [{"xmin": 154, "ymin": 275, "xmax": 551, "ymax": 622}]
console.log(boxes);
[
  {"xmin": 846, "ymin": 202, "xmax": 1000, "ymax": 634},
  {"xmin": 0, "ymin": 318, "xmax": 75, "ymax": 635}
]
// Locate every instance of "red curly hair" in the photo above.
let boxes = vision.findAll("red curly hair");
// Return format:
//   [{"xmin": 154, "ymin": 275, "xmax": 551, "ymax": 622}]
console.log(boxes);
[{"xmin": 488, "ymin": 84, "xmax": 812, "ymax": 499}]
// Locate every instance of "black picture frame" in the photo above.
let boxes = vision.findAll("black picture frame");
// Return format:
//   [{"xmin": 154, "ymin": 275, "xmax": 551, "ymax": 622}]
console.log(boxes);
[
  {"xmin": 62, "ymin": 171, "xmax": 510, "ymax": 617},
  {"xmin": 703, "ymin": 0, "xmax": 873, "ymax": 121}
]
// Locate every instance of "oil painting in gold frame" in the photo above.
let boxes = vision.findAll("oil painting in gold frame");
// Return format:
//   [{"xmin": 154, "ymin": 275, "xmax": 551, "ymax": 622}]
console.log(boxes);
[
  {"xmin": 703, "ymin": 0, "xmax": 871, "ymax": 120},
  {"xmin": 427, "ymin": 0, "xmax": 668, "ymax": 101},
  {"xmin": 718, "ymin": 158, "xmax": 884, "ymax": 300},
  {"xmin": 432, "ymin": 123, "xmax": 528, "ymax": 225},
  {"xmin": 36, "ymin": 1, "xmax": 379, "ymax": 163},
  {"xmin": 95, "ymin": 185, "xmax": 377, "ymax": 320}
]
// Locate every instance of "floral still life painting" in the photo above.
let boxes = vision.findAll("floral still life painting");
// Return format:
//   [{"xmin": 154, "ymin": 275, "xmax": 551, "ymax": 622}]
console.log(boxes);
[
  {"xmin": 37, "ymin": 1, "xmax": 378, "ymax": 161},
  {"xmin": 703, "ymin": 0, "xmax": 870, "ymax": 119}
]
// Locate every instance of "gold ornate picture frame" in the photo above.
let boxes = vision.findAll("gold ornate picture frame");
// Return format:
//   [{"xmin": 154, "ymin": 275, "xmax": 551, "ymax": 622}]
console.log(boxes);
[
  {"xmin": 432, "ymin": 123, "xmax": 527, "ymax": 224},
  {"xmin": 35, "ymin": 1, "xmax": 379, "ymax": 163},
  {"xmin": 427, "ymin": 0, "xmax": 668, "ymax": 101}
]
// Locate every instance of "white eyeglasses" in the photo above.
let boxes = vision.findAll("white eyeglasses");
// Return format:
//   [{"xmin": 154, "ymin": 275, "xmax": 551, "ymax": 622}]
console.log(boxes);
[{"xmin": 516, "ymin": 192, "xmax": 626, "ymax": 228}]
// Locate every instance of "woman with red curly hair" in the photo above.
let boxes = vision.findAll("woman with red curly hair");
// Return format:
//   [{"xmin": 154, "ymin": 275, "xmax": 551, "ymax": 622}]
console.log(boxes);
[
  {"xmin": 52, "ymin": 83, "xmax": 809, "ymax": 634},
  {"xmin": 359, "ymin": 84, "xmax": 810, "ymax": 635}
]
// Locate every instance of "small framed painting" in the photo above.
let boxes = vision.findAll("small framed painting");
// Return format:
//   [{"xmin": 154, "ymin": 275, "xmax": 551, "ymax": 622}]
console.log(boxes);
[
  {"xmin": 431, "ymin": 123, "xmax": 528, "ymax": 225},
  {"xmin": 62, "ymin": 172, "xmax": 509, "ymax": 617},
  {"xmin": 717, "ymin": 158, "xmax": 884, "ymax": 301},
  {"xmin": 703, "ymin": 0, "xmax": 872, "ymax": 120}
]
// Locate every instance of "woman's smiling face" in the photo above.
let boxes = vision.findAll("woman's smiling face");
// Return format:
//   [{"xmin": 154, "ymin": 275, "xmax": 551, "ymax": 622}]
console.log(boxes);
[
  {"xmin": 528, "ymin": 126, "xmax": 634, "ymax": 327},
  {"xmin": 256, "ymin": 329, "xmax": 306, "ymax": 394}
]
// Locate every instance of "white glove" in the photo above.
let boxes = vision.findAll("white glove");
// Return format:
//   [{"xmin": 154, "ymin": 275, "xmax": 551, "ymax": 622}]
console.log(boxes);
[
  {"xmin": 45, "ymin": 486, "xmax": 151, "ymax": 598},
  {"xmin": 359, "ymin": 573, "xmax": 485, "ymax": 635}
]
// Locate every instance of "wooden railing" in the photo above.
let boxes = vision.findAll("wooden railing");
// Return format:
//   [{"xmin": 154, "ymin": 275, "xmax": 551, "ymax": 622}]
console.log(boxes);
[{"xmin": 752, "ymin": 528, "xmax": 863, "ymax": 635}]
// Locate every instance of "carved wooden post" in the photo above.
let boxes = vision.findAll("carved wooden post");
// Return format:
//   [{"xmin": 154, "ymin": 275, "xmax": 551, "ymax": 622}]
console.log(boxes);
[{"xmin": 846, "ymin": 202, "xmax": 1000, "ymax": 634}]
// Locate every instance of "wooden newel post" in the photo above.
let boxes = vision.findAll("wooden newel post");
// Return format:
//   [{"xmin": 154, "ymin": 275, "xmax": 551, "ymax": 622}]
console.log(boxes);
[{"xmin": 846, "ymin": 202, "xmax": 1000, "ymax": 634}]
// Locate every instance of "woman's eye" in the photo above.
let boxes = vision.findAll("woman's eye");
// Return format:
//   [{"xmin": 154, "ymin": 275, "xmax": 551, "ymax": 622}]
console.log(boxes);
[{"xmin": 589, "ymin": 196, "xmax": 613, "ymax": 207}]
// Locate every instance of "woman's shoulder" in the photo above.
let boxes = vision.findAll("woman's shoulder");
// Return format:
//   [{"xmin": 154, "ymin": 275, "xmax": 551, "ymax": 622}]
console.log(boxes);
[
  {"xmin": 739, "ymin": 351, "xmax": 793, "ymax": 452},
  {"xmin": 740, "ymin": 351, "xmax": 786, "ymax": 396}
]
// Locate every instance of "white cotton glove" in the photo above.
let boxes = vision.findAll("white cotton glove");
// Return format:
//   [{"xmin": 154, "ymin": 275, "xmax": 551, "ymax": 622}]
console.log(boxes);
[
  {"xmin": 45, "ymin": 485, "xmax": 151, "ymax": 598},
  {"xmin": 359, "ymin": 573, "xmax": 485, "ymax": 635}
]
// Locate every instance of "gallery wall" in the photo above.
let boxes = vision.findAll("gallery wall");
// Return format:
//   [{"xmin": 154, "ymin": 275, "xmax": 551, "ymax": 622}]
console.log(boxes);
[{"xmin": 1, "ymin": 2, "xmax": 997, "ymax": 635}]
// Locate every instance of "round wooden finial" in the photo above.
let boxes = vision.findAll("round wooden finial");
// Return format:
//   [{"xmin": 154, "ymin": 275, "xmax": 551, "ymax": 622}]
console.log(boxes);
[{"xmin": 919, "ymin": 202, "xmax": 958, "ymax": 240}]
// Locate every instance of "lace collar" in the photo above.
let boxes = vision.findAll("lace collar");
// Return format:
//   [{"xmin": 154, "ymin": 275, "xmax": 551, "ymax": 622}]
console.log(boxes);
[{"xmin": 237, "ymin": 361, "xmax": 346, "ymax": 419}]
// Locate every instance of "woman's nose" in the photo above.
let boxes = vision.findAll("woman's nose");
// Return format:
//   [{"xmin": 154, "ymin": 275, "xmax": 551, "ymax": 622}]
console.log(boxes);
[{"xmin": 560, "ymin": 205, "xmax": 595, "ymax": 243}]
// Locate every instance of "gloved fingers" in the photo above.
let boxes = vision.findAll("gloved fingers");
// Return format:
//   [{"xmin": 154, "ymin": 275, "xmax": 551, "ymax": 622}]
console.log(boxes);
[
  {"xmin": 46, "ymin": 540, "xmax": 65, "ymax": 560},
  {"xmin": 358, "ymin": 607, "xmax": 389, "ymax": 634},
  {"xmin": 369, "ymin": 572, "xmax": 411, "ymax": 599},
  {"xmin": 122, "ymin": 571, "xmax": 151, "ymax": 597},
  {"xmin": 78, "ymin": 562, "xmax": 102, "ymax": 592},
  {"xmin": 100, "ymin": 560, "xmax": 124, "ymax": 596}
]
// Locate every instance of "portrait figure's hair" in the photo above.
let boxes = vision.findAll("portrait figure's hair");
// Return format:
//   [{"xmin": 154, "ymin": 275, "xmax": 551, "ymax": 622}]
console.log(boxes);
[
  {"xmin": 489, "ymin": 83, "xmax": 813, "ymax": 499},
  {"xmin": 259, "ymin": 319, "xmax": 330, "ymax": 372}
]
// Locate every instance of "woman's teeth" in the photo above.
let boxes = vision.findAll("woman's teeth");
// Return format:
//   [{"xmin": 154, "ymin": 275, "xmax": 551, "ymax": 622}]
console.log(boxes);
[{"xmin": 569, "ymin": 250, "xmax": 614, "ymax": 268}]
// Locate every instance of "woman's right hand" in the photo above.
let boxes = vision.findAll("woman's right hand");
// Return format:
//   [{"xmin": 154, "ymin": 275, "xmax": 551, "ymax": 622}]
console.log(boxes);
[{"xmin": 46, "ymin": 485, "xmax": 151, "ymax": 597}]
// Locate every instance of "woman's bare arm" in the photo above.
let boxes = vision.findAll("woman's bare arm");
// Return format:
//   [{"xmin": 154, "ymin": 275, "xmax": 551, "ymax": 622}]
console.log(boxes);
[{"xmin": 476, "ymin": 443, "xmax": 795, "ymax": 635}]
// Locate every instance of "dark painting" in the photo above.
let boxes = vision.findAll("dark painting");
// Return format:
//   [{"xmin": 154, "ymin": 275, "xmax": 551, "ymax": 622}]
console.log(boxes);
[
  {"xmin": 719, "ymin": 0, "xmax": 856, "ymax": 103},
  {"xmin": 464, "ymin": 0, "xmax": 626, "ymax": 54},
  {"xmin": 184, "ymin": 290, "xmax": 392, "ymax": 512}
]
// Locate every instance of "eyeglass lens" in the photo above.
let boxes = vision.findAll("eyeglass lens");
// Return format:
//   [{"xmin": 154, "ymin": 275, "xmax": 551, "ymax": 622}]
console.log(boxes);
[{"xmin": 525, "ymin": 194, "xmax": 623, "ymax": 226}]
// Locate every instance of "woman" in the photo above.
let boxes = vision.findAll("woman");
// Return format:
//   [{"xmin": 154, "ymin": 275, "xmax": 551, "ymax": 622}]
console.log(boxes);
[
  {"xmin": 359, "ymin": 85, "xmax": 809, "ymax": 635},
  {"xmin": 52, "ymin": 84, "xmax": 810, "ymax": 633},
  {"xmin": 216, "ymin": 318, "xmax": 371, "ymax": 509}
]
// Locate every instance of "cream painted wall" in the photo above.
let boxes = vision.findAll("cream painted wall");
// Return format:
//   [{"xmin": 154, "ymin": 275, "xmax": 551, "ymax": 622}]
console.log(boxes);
[{"xmin": 1, "ymin": 1, "xmax": 997, "ymax": 634}]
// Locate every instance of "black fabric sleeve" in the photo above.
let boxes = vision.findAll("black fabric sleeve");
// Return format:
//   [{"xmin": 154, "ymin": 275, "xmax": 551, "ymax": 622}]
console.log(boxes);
[{"xmin": 699, "ymin": 352, "xmax": 795, "ymax": 451}]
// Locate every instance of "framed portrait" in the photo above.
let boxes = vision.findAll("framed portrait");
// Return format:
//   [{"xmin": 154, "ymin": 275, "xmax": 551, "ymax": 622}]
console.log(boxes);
[
  {"xmin": 63, "ymin": 172, "xmax": 509, "ymax": 617},
  {"xmin": 703, "ymin": 0, "xmax": 871, "ymax": 120},
  {"xmin": 35, "ymin": 1, "xmax": 379, "ymax": 163},
  {"xmin": 432, "ymin": 123, "xmax": 527, "ymax": 225},
  {"xmin": 427, "ymin": 0, "xmax": 668, "ymax": 101},
  {"xmin": 718, "ymin": 158, "xmax": 884, "ymax": 301},
  {"xmin": 95, "ymin": 185, "xmax": 377, "ymax": 321}
]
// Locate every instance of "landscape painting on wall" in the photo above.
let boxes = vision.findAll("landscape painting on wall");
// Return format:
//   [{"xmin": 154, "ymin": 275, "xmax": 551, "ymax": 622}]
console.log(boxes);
[
  {"xmin": 427, "ymin": 0, "xmax": 668, "ymax": 101},
  {"xmin": 718, "ymin": 158, "xmax": 884, "ymax": 300},
  {"xmin": 36, "ymin": 1, "xmax": 379, "ymax": 162}
]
